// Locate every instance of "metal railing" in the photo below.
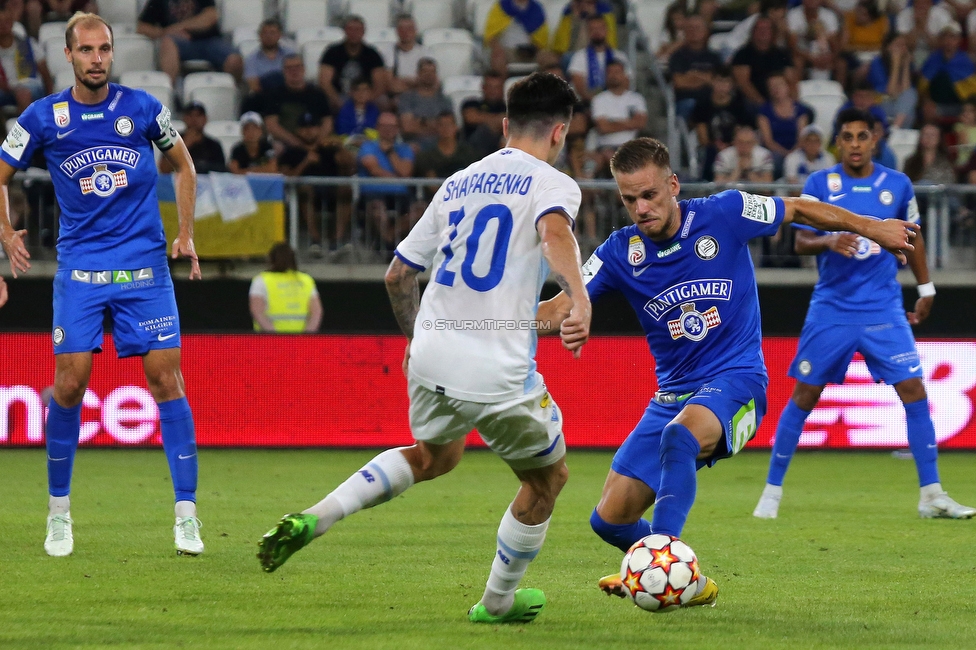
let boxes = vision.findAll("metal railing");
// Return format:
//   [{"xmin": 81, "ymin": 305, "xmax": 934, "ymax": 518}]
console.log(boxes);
[{"xmin": 10, "ymin": 173, "xmax": 976, "ymax": 270}]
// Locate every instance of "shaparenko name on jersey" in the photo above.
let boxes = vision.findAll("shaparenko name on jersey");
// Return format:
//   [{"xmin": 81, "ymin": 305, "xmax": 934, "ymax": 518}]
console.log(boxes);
[{"xmin": 59, "ymin": 146, "xmax": 141, "ymax": 177}]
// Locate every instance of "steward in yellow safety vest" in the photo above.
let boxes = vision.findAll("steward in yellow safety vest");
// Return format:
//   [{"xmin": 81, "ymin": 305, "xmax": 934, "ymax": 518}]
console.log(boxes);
[{"xmin": 249, "ymin": 243, "xmax": 322, "ymax": 332}]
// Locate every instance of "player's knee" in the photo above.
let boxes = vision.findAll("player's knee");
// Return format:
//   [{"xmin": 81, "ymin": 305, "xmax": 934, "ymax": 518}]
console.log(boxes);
[
  {"xmin": 896, "ymin": 378, "xmax": 927, "ymax": 404},
  {"xmin": 53, "ymin": 375, "xmax": 88, "ymax": 406},
  {"xmin": 791, "ymin": 382, "xmax": 823, "ymax": 411}
]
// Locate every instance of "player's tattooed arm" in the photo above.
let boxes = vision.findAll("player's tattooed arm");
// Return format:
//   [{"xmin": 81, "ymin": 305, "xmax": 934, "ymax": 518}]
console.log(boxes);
[
  {"xmin": 384, "ymin": 257, "xmax": 421, "ymax": 340},
  {"xmin": 538, "ymin": 211, "xmax": 591, "ymax": 357}
]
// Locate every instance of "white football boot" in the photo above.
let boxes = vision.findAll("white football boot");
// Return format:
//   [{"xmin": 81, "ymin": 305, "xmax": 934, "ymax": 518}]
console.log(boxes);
[
  {"xmin": 44, "ymin": 514, "xmax": 74, "ymax": 557},
  {"xmin": 919, "ymin": 492, "xmax": 976, "ymax": 519},
  {"xmin": 174, "ymin": 516, "xmax": 205, "ymax": 556},
  {"xmin": 753, "ymin": 484, "xmax": 783, "ymax": 519}
]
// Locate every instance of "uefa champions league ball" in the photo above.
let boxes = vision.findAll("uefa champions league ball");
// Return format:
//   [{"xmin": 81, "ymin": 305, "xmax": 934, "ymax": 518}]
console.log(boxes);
[{"xmin": 620, "ymin": 534, "xmax": 700, "ymax": 612}]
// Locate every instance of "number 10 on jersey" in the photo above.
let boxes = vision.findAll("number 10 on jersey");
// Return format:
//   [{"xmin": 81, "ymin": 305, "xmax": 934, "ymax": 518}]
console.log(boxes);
[{"xmin": 434, "ymin": 204, "xmax": 514, "ymax": 292}]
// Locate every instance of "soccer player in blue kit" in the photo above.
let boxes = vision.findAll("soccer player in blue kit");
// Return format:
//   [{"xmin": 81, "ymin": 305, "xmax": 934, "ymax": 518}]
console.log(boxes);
[
  {"xmin": 0, "ymin": 13, "xmax": 205, "ymax": 556},
  {"xmin": 541, "ymin": 137, "xmax": 919, "ymax": 606},
  {"xmin": 753, "ymin": 108, "xmax": 975, "ymax": 520}
]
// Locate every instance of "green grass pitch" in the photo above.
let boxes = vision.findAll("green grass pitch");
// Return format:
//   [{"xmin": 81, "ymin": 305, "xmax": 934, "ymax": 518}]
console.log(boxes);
[{"xmin": 2, "ymin": 449, "xmax": 975, "ymax": 649}]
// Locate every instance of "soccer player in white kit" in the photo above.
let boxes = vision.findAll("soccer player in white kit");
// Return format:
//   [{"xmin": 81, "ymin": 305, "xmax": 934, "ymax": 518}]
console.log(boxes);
[{"xmin": 258, "ymin": 72, "xmax": 591, "ymax": 624}]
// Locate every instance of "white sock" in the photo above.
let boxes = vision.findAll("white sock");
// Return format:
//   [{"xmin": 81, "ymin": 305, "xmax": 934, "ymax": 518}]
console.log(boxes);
[
  {"xmin": 304, "ymin": 448, "xmax": 414, "ymax": 537},
  {"xmin": 481, "ymin": 506, "xmax": 550, "ymax": 616},
  {"xmin": 763, "ymin": 484, "xmax": 783, "ymax": 499},
  {"xmin": 920, "ymin": 483, "xmax": 943, "ymax": 500},
  {"xmin": 175, "ymin": 500, "xmax": 197, "ymax": 518},
  {"xmin": 48, "ymin": 496, "xmax": 70, "ymax": 516}
]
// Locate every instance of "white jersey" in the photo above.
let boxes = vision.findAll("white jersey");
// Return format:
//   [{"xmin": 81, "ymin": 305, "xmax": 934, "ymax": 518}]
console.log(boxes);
[{"xmin": 395, "ymin": 147, "xmax": 582, "ymax": 403}]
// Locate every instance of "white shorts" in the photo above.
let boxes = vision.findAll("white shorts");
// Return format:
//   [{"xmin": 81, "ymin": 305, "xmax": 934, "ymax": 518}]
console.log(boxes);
[{"xmin": 408, "ymin": 379, "xmax": 566, "ymax": 471}]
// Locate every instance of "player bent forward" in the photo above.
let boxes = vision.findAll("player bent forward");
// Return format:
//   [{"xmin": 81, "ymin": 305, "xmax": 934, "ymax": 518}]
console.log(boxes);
[
  {"xmin": 257, "ymin": 72, "xmax": 592, "ymax": 623},
  {"xmin": 540, "ymin": 138, "xmax": 918, "ymax": 605}
]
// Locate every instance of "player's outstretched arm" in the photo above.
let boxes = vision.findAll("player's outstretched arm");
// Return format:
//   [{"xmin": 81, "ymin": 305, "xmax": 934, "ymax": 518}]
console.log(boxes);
[
  {"xmin": 782, "ymin": 197, "xmax": 918, "ymax": 264},
  {"xmin": 905, "ymin": 229, "xmax": 934, "ymax": 325},
  {"xmin": 536, "ymin": 292, "xmax": 573, "ymax": 335},
  {"xmin": 537, "ymin": 212, "xmax": 591, "ymax": 358},
  {"xmin": 0, "ymin": 159, "xmax": 28, "ymax": 277},
  {"xmin": 0, "ymin": 276, "xmax": 7, "ymax": 308},
  {"xmin": 384, "ymin": 257, "xmax": 421, "ymax": 340},
  {"xmin": 161, "ymin": 136, "xmax": 202, "ymax": 280},
  {"xmin": 793, "ymin": 228, "xmax": 862, "ymax": 258}
]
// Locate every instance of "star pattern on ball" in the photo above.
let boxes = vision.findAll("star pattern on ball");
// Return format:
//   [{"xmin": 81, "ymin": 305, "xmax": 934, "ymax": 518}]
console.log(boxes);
[
  {"xmin": 649, "ymin": 546, "xmax": 680, "ymax": 572},
  {"xmin": 623, "ymin": 567, "xmax": 642, "ymax": 596},
  {"xmin": 653, "ymin": 584, "xmax": 684, "ymax": 608},
  {"xmin": 688, "ymin": 557, "xmax": 701, "ymax": 583}
]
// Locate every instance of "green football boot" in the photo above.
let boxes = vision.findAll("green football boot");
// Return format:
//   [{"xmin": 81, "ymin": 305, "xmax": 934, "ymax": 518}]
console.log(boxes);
[
  {"xmin": 257, "ymin": 513, "xmax": 318, "ymax": 572},
  {"xmin": 468, "ymin": 588, "xmax": 546, "ymax": 623}
]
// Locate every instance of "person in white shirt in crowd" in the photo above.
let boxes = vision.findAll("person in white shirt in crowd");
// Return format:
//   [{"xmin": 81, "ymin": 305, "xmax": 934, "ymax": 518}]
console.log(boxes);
[
  {"xmin": 713, "ymin": 124, "xmax": 774, "ymax": 183},
  {"xmin": 782, "ymin": 124, "xmax": 835, "ymax": 184},
  {"xmin": 786, "ymin": 0, "xmax": 843, "ymax": 81},
  {"xmin": 590, "ymin": 60, "xmax": 647, "ymax": 174},
  {"xmin": 568, "ymin": 14, "xmax": 629, "ymax": 104},
  {"xmin": 386, "ymin": 14, "xmax": 429, "ymax": 97},
  {"xmin": 897, "ymin": 0, "xmax": 955, "ymax": 61}
]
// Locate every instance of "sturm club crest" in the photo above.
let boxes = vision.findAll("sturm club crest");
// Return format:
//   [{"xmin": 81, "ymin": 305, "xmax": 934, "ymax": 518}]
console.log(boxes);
[
  {"xmin": 114, "ymin": 116, "xmax": 134, "ymax": 136},
  {"xmin": 879, "ymin": 189, "xmax": 893, "ymax": 205},
  {"xmin": 53, "ymin": 326, "xmax": 65, "ymax": 345},
  {"xmin": 695, "ymin": 235, "xmax": 719, "ymax": 260},
  {"xmin": 668, "ymin": 303, "xmax": 722, "ymax": 341},
  {"xmin": 81, "ymin": 163, "xmax": 127, "ymax": 196}
]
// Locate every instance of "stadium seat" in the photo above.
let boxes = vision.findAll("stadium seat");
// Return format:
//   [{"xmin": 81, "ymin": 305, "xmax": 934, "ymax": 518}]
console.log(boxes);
[
  {"xmin": 631, "ymin": 0, "xmax": 671, "ymax": 52},
  {"xmin": 408, "ymin": 0, "xmax": 454, "ymax": 32},
  {"xmin": 295, "ymin": 26, "xmax": 345, "ymax": 47},
  {"xmin": 184, "ymin": 72, "xmax": 237, "ymax": 120},
  {"xmin": 120, "ymin": 70, "xmax": 174, "ymax": 108},
  {"xmin": 301, "ymin": 40, "xmax": 337, "ymax": 80},
  {"xmin": 111, "ymin": 34, "xmax": 157, "ymax": 79},
  {"xmin": 283, "ymin": 0, "xmax": 330, "ymax": 36},
  {"xmin": 443, "ymin": 74, "xmax": 482, "ymax": 122},
  {"xmin": 218, "ymin": 0, "xmax": 265, "ymax": 34},
  {"xmin": 237, "ymin": 39, "xmax": 262, "ymax": 58},
  {"xmin": 467, "ymin": 0, "xmax": 495, "ymax": 37},
  {"xmin": 204, "ymin": 119, "xmax": 243, "ymax": 161},
  {"xmin": 798, "ymin": 79, "xmax": 845, "ymax": 98},
  {"xmin": 366, "ymin": 26, "xmax": 398, "ymax": 67},
  {"xmin": 54, "ymin": 69, "xmax": 74, "ymax": 90},
  {"xmin": 99, "ymin": 0, "xmax": 140, "ymax": 32},
  {"xmin": 888, "ymin": 128, "xmax": 920, "ymax": 172},
  {"xmin": 503, "ymin": 74, "xmax": 526, "ymax": 97},
  {"xmin": 232, "ymin": 25, "xmax": 259, "ymax": 47},
  {"xmin": 541, "ymin": 0, "xmax": 565, "ymax": 38},
  {"xmin": 423, "ymin": 28, "xmax": 475, "ymax": 78},
  {"xmin": 38, "ymin": 21, "xmax": 68, "ymax": 47},
  {"xmin": 798, "ymin": 80, "xmax": 847, "ymax": 137},
  {"xmin": 346, "ymin": 0, "xmax": 392, "ymax": 33}
]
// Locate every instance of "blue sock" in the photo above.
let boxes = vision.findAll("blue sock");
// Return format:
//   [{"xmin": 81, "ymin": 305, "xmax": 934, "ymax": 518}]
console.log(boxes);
[
  {"xmin": 766, "ymin": 400, "xmax": 811, "ymax": 487},
  {"xmin": 905, "ymin": 398, "xmax": 940, "ymax": 487},
  {"xmin": 589, "ymin": 509, "xmax": 651, "ymax": 552},
  {"xmin": 650, "ymin": 423, "xmax": 700, "ymax": 538},
  {"xmin": 158, "ymin": 397, "xmax": 198, "ymax": 503},
  {"xmin": 46, "ymin": 399, "xmax": 81, "ymax": 498}
]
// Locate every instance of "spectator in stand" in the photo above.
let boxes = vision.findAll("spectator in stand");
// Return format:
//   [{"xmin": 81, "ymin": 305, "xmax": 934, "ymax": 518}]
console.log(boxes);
[
  {"xmin": 550, "ymin": 0, "xmax": 616, "ymax": 57},
  {"xmin": 834, "ymin": 79, "xmax": 889, "ymax": 137},
  {"xmin": 461, "ymin": 71, "xmax": 506, "ymax": 156},
  {"xmin": 158, "ymin": 101, "xmax": 225, "ymax": 174},
  {"xmin": 568, "ymin": 14, "xmax": 629, "ymax": 104},
  {"xmin": 919, "ymin": 22, "xmax": 976, "ymax": 116},
  {"xmin": 872, "ymin": 118, "xmax": 898, "ymax": 169},
  {"xmin": 262, "ymin": 54, "xmax": 333, "ymax": 149},
  {"xmin": 655, "ymin": 2, "xmax": 687, "ymax": 63},
  {"xmin": 278, "ymin": 113, "xmax": 342, "ymax": 257},
  {"xmin": 541, "ymin": 62, "xmax": 591, "ymax": 139},
  {"xmin": 691, "ymin": 66, "xmax": 756, "ymax": 180},
  {"xmin": 716, "ymin": 0, "xmax": 790, "ymax": 64},
  {"xmin": 228, "ymin": 112, "xmax": 277, "ymax": 174},
  {"xmin": 786, "ymin": 0, "xmax": 843, "ymax": 82},
  {"xmin": 397, "ymin": 57, "xmax": 454, "ymax": 150},
  {"xmin": 783, "ymin": 123, "xmax": 834, "ymax": 183},
  {"xmin": 952, "ymin": 98, "xmax": 976, "ymax": 160},
  {"xmin": 713, "ymin": 124, "xmax": 774, "ymax": 183},
  {"xmin": 244, "ymin": 18, "xmax": 295, "ymax": 94},
  {"xmin": 483, "ymin": 0, "xmax": 550, "ymax": 74},
  {"xmin": 668, "ymin": 14, "xmax": 722, "ymax": 120},
  {"xmin": 757, "ymin": 73, "xmax": 812, "ymax": 176},
  {"xmin": 731, "ymin": 15, "xmax": 796, "ymax": 111},
  {"xmin": 249, "ymin": 243, "xmax": 322, "ymax": 333},
  {"xmin": 335, "ymin": 78, "xmax": 379, "ymax": 145},
  {"xmin": 319, "ymin": 15, "xmax": 388, "ymax": 113},
  {"xmin": 137, "ymin": 0, "xmax": 243, "ymax": 85},
  {"xmin": 386, "ymin": 14, "xmax": 428, "ymax": 97},
  {"xmin": 0, "ymin": 2, "xmax": 52, "ymax": 115},
  {"xmin": 896, "ymin": 0, "xmax": 955, "ymax": 59},
  {"xmin": 841, "ymin": 0, "xmax": 888, "ymax": 62},
  {"xmin": 357, "ymin": 110, "xmax": 414, "ymax": 255},
  {"xmin": 591, "ymin": 60, "xmax": 647, "ymax": 173},
  {"xmin": 24, "ymin": 0, "xmax": 95, "ymax": 40},
  {"xmin": 866, "ymin": 32, "xmax": 918, "ymax": 129},
  {"xmin": 414, "ymin": 111, "xmax": 477, "ymax": 180},
  {"xmin": 904, "ymin": 122, "xmax": 956, "ymax": 182}
]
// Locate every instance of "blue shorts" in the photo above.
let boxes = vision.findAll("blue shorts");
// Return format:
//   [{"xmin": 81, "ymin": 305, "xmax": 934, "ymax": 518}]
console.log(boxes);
[
  {"xmin": 789, "ymin": 320, "xmax": 922, "ymax": 386},
  {"xmin": 611, "ymin": 374, "xmax": 768, "ymax": 492},
  {"xmin": 173, "ymin": 36, "xmax": 238, "ymax": 69},
  {"xmin": 52, "ymin": 263, "xmax": 181, "ymax": 358}
]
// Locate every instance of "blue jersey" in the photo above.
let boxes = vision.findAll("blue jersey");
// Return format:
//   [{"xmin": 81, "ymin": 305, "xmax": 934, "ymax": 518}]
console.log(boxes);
[
  {"xmin": 583, "ymin": 190, "xmax": 784, "ymax": 393},
  {"xmin": 798, "ymin": 164, "xmax": 919, "ymax": 324},
  {"xmin": 0, "ymin": 84, "xmax": 178, "ymax": 270}
]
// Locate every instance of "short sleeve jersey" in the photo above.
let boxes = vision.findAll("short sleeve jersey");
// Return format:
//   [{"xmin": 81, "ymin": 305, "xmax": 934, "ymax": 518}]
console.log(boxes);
[
  {"xmin": 582, "ymin": 190, "xmax": 785, "ymax": 393},
  {"xmin": 395, "ymin": 147, "xmax": 582, "ymax": 402},
  {"xmin": 0, "ymin": 84, "xmax": 176, "ymax": 270},
  {"xmin": 798, "ymin": 164, "xmax": 919, "ymax": 324}
]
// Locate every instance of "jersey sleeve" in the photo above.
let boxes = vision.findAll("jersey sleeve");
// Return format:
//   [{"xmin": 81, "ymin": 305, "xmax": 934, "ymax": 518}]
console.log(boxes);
[
  {"xmin": 717, "ymin": 189, "xmax": 785, "ymax": 243},
  {"xmin": 143, "ymin": 92, "xmax": 179, "ymax": 151},
  {"xmin": 900, "ymin": 175, "xmax": 920, "ymax": 224},
  {"xmin": 0, "ymin": 102, "xmax": 43, "ymax": 170},
  {"xmin": 580, "ymin": 238, "xmax": 617, "ymax": 302},
  {"xmin": 532, "ymin": 170, "xmax": 581, "ymax": 229},
  {"xmin": 793, "ymin": 172, "xmax": 823, "ymax": 233},
  {"xmin": 394, "ymin": 186, "xmax": 447, "ymax": 271}
]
